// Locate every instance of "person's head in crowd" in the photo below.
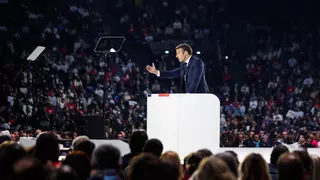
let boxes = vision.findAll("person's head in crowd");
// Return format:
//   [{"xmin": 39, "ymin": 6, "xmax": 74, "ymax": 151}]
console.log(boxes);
[
  {"xmin": 183, "ymin": 153, "xmax": 192, "ymax": 173},
  {"xmin": 306, "ymin": 134, "xmax": 317, "ymax": 147},
  {"xmin": 282, "ymin": 131, "xmax": 289, "ymax": 139},
  {"xmin": 277, "ymin": 152, "xmax": 304, "ymax": 180},
  {"xmin": 298, "ymin": 135, "xmax": 306, "ymax": 144},
  {"xmin": 143, "ymin": 138, "xmax": 163, "ymax": 157},
  {"xmin": 35, "ymin": 129, "xmax": 42, "ymax": 137},
  {"xmin": 48, "ymin": 165, "xmax": 80, "ymax": 180},
  {"xmin": 91, "ymin": 145, "xmax": 121, "ymax": 172},
  {"xmin": 71, "ymin": 136, "xmax": 90, "ymax": 150},
  {"xmin": 160, "ymin": 151, "xmax": 183, "ymax": 180},
  {"xmin": 184, "ymin": 152, "xmax": 203, "ymax": 179},
  {"xmin": 249, "ymin": 131, "xmax": 254, "ymax": 139},
  {"xmin": 196, "ymin": 149, "xmax": 213, "ymax": 159},
  {"xmin": 253, "ymin": 134, "xmax": 260, "ymax": 142},
  {"xmin": 268, "ymin": 144, "xmax": 289, "ymax": 180},
  {"xmin": 0, "ymin": 142, "xmax": 27, "ymax": 180},
  {"xmin": 311, "ymin": 155, "xmax": 320, "ymax": 180},
  {"xmin": 127, "ymin": 153, "xmax": 165, "ymax": 180},
  {"xmin": 270, "ymin": 144, "xmax": 289, "ymax": 165},
  {"xmin": 240, "ymin": 153, "xmax": 271, "ymax": 180},
  {"xmin": 14, "ymin": 156, "xmax": 48, "ymax": 180},
  {"xmin": 225, "ymin": 151, "xmax": 239, "ymax": 166},
  {"xmin": 0, "ymin": 135, "xmax": 11, "ymax": 144},
  {"xmin": 215, "ymin": 152, "xmax": 239, "ymax": 178},
  {"xmin": 129, "ymin": 130, "xmax": 148, "ymax": 155},
  {"xmin": 190, "ymin": 156, "xmax": 236, "ymax": 180},
  {"xmin": 62, "ymin": 151, "xmax": 91, "ymax": 180},
  {"xmin": 74, "ymin": 140, "xmax": 95, "ymax": 159},
  {"xmin": 12, "ymin": 131, "xmax": 19, "ymax": 141},
  {"xmin": 73, "ymin": 132, "xmax": 78, "ymax": 139},
  {"xmin": 24, "ymin": 146, "xmax": 35, "ymax": 155},
  {"xmin": 34, "ymin": 132, "xmax": 60, "ymax": 165},
  {"xmin": 292, "ymin": 150, "xmax": 312, "ymax": 180},
  {"xmin": 161, "ymin": 160, "xmax": 181, "ymax": 180},
  {"xmin": 237, "ymin": 133, "xmax": 245, "ymax": 142},
  {"xmin": 19, "ymin": 131, "xmax": 27, "ymax": 137},
  {"xmin": 36, "ymin": 132, "xmax": 45, "ymax": 139}
]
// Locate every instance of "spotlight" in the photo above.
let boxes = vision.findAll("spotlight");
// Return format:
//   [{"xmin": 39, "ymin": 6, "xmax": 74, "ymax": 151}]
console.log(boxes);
[
  {"xmin": 196, "ymin": 51, "xmax": 201, "ymax": 55},
  {"xmin": 164, "ymin": 50, "xmax": 169, "ymax": 54}
]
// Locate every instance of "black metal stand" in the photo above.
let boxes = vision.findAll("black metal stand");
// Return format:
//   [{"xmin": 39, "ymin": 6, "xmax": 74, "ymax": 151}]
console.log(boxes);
[
  {"xmin": 102, "ymin": 52, "xmax": 109, "ymax": 139},
  {"xmin": 26, "ymin": 62, "xmax": 31, "ymax": 132}
]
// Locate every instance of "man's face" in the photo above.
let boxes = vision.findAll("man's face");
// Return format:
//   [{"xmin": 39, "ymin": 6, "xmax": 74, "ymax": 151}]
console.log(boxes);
[
  {"xmin": 259, "ymin": 131, "xmax": 264, "ymax": 137},
  {"xmin": 238, "ymin": 134, "xmax": 244, "ymax": 141},
  {"xmin": 249, "ymin": 132, "xmax": 254, "ymax": 138},
  {"xmin": 307, "ymin": 138, "xmax": 312, "ymax": 144},
  {"xmin": 254, "ymin": 135, "xmax": 260, "ymax": 142},
  {"xmin": 282, "ymin": 132, "xmax": 288, "ymax": 139},
  {"xmin": 176, "ymin": 48, "xmax": 188, "ymax": 62},
  {"xmin": 299, "ymin": 135, "xmax": 305, "ymax": 143}
]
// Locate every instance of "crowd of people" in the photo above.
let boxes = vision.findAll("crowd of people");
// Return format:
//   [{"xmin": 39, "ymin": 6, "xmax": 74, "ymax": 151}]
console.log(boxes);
[
  {"xmin": 1, "ymin": 0, "xmax": 320, "ymax": 179},
  {"xmin": 0, "ymin": 0, "xmax": 152, "ymax": 139},
  {"xmin": 1, "ymin": 130, "xmax": 320, "ymax": 180},
  {"xmin": 219, "ymin": 29, "xmax": 320, "ymax": 148},
  {"xmin": 0, "ymin": 0, "xmax": 319, "ymax": 149}
]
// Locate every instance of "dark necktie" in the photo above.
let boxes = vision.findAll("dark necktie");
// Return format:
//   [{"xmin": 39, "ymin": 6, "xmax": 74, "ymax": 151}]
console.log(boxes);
[
  {"xmin": 183, "ymin": 63, "xmax": 188, "ymax": 82},
  {"xmin": 181, "ymin": 63, "xmax": 188, "ymax": 93}
]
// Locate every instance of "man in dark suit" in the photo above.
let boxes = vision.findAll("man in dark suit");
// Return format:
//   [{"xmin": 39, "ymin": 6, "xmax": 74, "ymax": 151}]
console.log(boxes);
[{"xmin": 146, "ymin": 43, "xmax": 209, "ymax": 93}]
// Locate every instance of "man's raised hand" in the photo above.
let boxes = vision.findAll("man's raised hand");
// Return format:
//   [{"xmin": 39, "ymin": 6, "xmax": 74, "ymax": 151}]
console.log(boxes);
[{"xmin": 146, "ymin": 63, "xmax": 158, "ymax": 74}]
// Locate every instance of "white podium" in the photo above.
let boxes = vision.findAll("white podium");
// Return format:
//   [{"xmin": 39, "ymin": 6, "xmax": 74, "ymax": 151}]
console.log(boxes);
[{"xmin": 147, "ymin": 94, "xmax": 220, "ymax": 160}]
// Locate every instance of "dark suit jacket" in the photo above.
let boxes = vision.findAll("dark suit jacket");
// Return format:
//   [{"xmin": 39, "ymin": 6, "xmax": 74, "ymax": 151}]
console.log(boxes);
[{"xmin": 159, "ymin": 56, "xmax": 209, "ymax": 93}]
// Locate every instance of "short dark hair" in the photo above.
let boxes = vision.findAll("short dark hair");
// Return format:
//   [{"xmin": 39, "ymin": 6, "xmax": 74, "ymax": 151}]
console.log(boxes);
[
  {"xmin": 277, "ymin": 152, "xmax": 304, "ymax": 180},
  {"xmin": 91, "ymin": 144, "xmax": 121, "ymax": 170},
  {"xmin": 34, "ymin": 132, "xmax": 60, "ymax": 164},
  {"xmin": 161, "ymin": 160, "xmax": 180, "ymax": 180},
  {"xmin": 74, "ymin": 140, "xmax": 95, "ymax": 158},
  {"xmin": 48, "ymin": 165, "xmax": 79, "ymax": 180},
  {"xmin": 175, "ymin": 43, "xmax": 193, "ymax": 55},
  {"xmin": 128, "ymin": 153, "xmax": 163, "ymax": 180},
  {"xmin": 196, "ymin": 149, "xmax": 213, "ymax": 158},
  {"xmin": 14, "ymin": 156, "xmax": 48, "ymax": 180},
  {"xmin": 292, "ymin": 150, "xmax": 312, "ymax": 172},
  {"xmin": 186, "ymin": 153, "xmax": 202, "ymax": 176},
  {"xmin": 270, "ymin": 144, "xmax": 289, "ymax": 165},
  {"xmin": 63, "ymin": 151, "xmax": 91, "ymax": 180},
  {"xmin": 215, "ymin": 152, "xmax": 238, "ymax": 178},
  {"xmin": 129, "ymin": 130, "xmax": 148, "ymax": 154},
  {"xmin": 225, "ymin": 150, "xmax": 239, "ymax": 165},
  {"xmin": 0, "ymin": 142, "xmax": 27, "ymax": 179},
  {"xmin": 143, "ymin": 139, "xmax": 163, "ymax": 157}
]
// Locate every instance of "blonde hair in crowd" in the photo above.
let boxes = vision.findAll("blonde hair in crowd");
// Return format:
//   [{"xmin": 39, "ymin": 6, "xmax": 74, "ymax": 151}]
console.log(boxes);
[{"xmin": 191, "ymin": 156, "xmax": 235, "ymax": 180}]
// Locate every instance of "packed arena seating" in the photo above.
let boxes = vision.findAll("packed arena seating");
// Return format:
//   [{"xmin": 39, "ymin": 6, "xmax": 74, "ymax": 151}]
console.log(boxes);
[
  {"xmin": 1, "ymin": 0, "xmax": 319, "ymax": 149},
  {"xmin": 1, "ymin": 0, "xmax": 151, "ymax": 139},
  {"xmin": 1, "ymin": 0, "xmax": 320, "ymax": 179}
]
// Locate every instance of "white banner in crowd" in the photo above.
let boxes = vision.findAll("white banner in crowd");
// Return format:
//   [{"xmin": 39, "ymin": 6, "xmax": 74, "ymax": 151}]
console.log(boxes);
[
  {"xmin": 286, "ymin": 110, "xmax": 304, "ymax": 119},
  {"xmin": 0, "ymin": 130, "xmax": 11, "ymax": 137}
]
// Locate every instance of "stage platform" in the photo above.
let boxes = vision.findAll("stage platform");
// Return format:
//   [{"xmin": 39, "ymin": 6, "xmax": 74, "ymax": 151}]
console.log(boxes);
[
  {"xmin": 20, "ymin": 137, "xmax": 320, "ymax": 163},
  {"xmin": 17, "ymin": 93, "xmax": 320, "ymax": 163}
]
